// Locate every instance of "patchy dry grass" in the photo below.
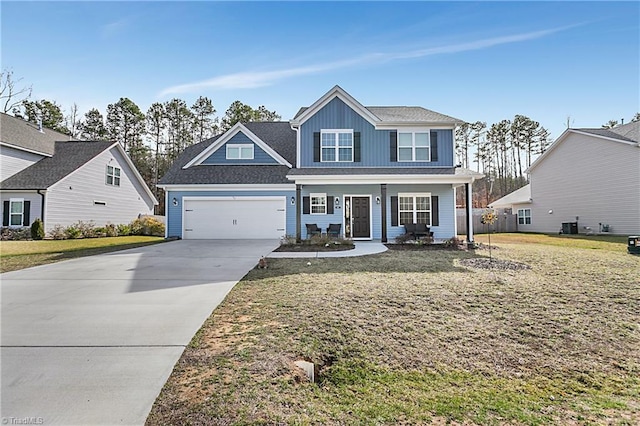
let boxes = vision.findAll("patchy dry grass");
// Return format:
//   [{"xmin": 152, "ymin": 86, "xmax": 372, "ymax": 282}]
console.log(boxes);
[
  {"xmin": 147, "ymin": 235, "xmax": 640, "ymax": 425},
  {"xmin": 0, "ymin": 236, "xmax": 164, "ymax": 272}
]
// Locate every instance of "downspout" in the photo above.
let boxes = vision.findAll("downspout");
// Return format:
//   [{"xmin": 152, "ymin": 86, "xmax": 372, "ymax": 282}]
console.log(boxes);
[{"xmin": 37, "ymin": 189, "xmax": 46, "ymax": 227}]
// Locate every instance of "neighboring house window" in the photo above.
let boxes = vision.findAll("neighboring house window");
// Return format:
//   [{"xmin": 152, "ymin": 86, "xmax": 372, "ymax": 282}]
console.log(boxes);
[
  {"xmin": 518, "ymin": 208, "xmax": 531, "ymax": 225},
  {"xmin": 398, "ymin": 131, "xmax": 430, "ymax": 161},
  {"xmin": 310, "ymin": 193, "xmax": 327, "ymax": 214},
  {"xmin": 398, "ymin": 193, "xmax": 431, "ymax": 225},
  {"xmin": 321, "ymin": 130, "xmax": 353, "ymax": 162},
  {"xmin": 9, "ymin": 199, "xmax": 24, "ymax": 226},
  {"xmin": 106, "ymin": 165, "xmax": 121, "ymax": 186},
  {"xmin": 226, "ymin": 144, "xmax": 254, "ymax": 160}
]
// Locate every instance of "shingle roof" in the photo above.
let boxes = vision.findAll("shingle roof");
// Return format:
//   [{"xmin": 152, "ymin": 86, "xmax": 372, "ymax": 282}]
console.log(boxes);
[
  {"xmin": 293, "ymin": 105, "xmax": 461, "ymax": 124},
  {"xmin": 159, "ymin": 122, "xmax": 296, "ymax": 185},
  {"xmin": 287, "ymin": 167, "xmax": 456, "ymax": 176},
  {"xmin": 575, "ymin": 121, "xmax": 639, "ymax": 143},
  {"xmin": 0, "ymin": 112, "xmax": 74, "ymax": 156},
  {"xmin": 0, "ymin": 141, "xmax": 114, "ymax": 189}
]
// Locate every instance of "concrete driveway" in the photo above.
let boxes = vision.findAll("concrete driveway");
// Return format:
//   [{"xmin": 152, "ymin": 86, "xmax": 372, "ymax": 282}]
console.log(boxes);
[{"xmin": 1, "ymin": 239, "xmax": 279, "ymax": 425}]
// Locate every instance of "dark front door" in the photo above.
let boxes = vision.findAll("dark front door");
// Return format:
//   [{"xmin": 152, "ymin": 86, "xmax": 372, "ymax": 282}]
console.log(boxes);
[{"xmin": 352, "ymin": 197, "xmax": 370, "ymax": 238}]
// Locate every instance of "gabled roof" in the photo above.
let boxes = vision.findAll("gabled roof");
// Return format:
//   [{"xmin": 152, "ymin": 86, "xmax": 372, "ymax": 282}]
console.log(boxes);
[
  {"xmin": 489, "ymin": 184, "xmax": 531, "ymax": 208},
  {"xmin": 159, "ymin": 121, "xmax": 296, "ymax": 186},
  {"xmin": 183, "ymin": 122, "xmax": 293, "ymax": 169},
  {"xmin": 287, "ymin": 167, "xmax": 483, "ymax": 185},
  {"xmin": 0, "ymin": 112, "xmax": 74, "ymax": 156},
  {"xmin": 290, "ymin": 86, "xmax": 462, "ymax": 127},
  {"xmin": 0, "ymin": 141, "xmax": 158, "ymax": 204},
  {"xmin": 527, "ymin": 121, "xmax": 639, "ymax": 173}
]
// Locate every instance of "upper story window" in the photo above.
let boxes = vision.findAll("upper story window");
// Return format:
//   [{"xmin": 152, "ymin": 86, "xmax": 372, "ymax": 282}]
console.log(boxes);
[
  {"xmin": 9, "ymin": 198, "xmax": 24, "ymax": 226},
  {"xmin": 321, "ymin": 130, "xmax": 353, "ymax": 162},
  {"xmin": 398, "ymin": 131, "xmax": 430, "ymax": 162},
  {"xmin": 398, "ymin": 193, "xmax": 431, "ymax": 225},
  {"xmin": 310, "ymin": 193, "xmax": 327, "ymax": 214},
  {"xmin": 226, "ymin": 144, "xmax": 254, "ymax": 160},
  {"xmin": 106, "ymin": 165, "xmax": 121, "ymax": 186}
]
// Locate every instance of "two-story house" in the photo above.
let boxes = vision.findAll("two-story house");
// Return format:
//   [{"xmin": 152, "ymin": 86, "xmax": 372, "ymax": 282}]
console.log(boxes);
[{"xmin": 159, "ymin": 86, "xmax": 483, "ymax": 243}]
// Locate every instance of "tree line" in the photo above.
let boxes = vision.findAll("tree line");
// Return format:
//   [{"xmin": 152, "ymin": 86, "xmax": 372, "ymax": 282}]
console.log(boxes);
[{"xmin": 1, "ymin": 69, "xmax": 280, "ymax": 214}]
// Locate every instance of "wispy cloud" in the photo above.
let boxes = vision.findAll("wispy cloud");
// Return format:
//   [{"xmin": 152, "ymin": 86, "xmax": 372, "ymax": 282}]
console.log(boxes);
[
  {"xmin": 101, "ymin": 17, "xmax": 130, "ymax": 39},
  {"xmin": 158, "ymin": 25, "xmax": 575, "ymax": 96}
]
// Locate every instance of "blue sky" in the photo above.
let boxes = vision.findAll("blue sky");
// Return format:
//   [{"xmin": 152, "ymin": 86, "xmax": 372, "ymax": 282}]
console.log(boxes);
[{"xmin": 2, "ymin": 1, "xmax": 638, "ymax": 141}]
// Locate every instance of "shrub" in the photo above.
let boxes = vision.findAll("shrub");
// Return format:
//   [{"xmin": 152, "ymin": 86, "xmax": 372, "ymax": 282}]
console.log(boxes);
[
  {"xmin": 129, "ymin": 216, "xmax": 164, "ymax": 237},
  {"xmin": 280, "ymin": 235, "xmax": 297, "ymax": 246},
  {"xmin": 30, "ymin": 219, "xmax": 45, "ymax": 240},
  {"xmin": 76, "ymin": 220, "xmax": 97, "ymax": 238},
  {"xmin": 105, "ymin": 223, "xmax": 118, "ymax": 237},
  {"xmin": 394, "ymin": 233, "xmax": 413, "ymax": 244},
  {"xmin": 442, "ymin": 237, "xmax": 463, "ymax": 249},
  {"xmin": 0, "ymin": 227, "xmax": 32, "ymax": 241},
  {"xmin": 417, "ymin": 234, "xmax": 434, "ymax": 245},
  {"xmin": 49, "ymin": 224, "xmax": 67, "ymax": 240},
  {"xmin": 117, "ymin": 224, "xmax": 131, "ymax": 236},
  {"xmin": 94, "ymin": 227, "xmax": 107, "ymax": 237},
  {"xmin": 64, "ymin": 225, "xmax": 82, "ymax": 239}
]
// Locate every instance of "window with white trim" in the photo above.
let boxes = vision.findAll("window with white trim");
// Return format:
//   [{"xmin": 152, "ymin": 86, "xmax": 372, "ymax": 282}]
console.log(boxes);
[
  {"xmin": 310, "ymin": 193, "xmax": 327, "ymax": 214},
  {"xmin": 226, "ymin": 144, "xmax": 254, "ymax": 160},
  {"xmin": 398, "ymin": 193, "xmax": 431, "ymax": 225},
  {"xmin": 106, "ymin": 165, "xmax": 121, "ymax": 186},
  {"xmin": 398, "ymin": 131, "xmax": 430, "ymax": 161},
  {"xmin": 9, "ymin": 198, "xmax": 24, "ymax": 226},
  {"xmin": 321, "ymin": 130, "xmax": 353, "ymax": 162},
  {"xmin": 518, "ymin": 208, "xmax": 531, "ymax": 225}
]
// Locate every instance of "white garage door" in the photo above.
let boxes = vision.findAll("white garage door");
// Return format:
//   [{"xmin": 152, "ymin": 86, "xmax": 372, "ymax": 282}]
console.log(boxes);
[{"xmin": 183, "ymin": 197, "xmax": 286, "ymax": 239}]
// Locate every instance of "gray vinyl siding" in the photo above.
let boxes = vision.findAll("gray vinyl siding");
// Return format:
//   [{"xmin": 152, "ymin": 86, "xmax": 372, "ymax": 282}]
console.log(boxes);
[
  {"xmin": 166, "ymin": 189, "xmax": 296, "ymax": 238},
  {"xmin": 299, "ymin": 97, "xmax": 454, "ymax": 168},
  {"xmin": 528, "ymin": 133, "xmax": 640, "ymax": 235},
  {"xmin": 0, "ymin": 145, "xmax": 45, "ymax": 181},
  {"xmin": 300, "ymin": 184, "xmax": 456, "ymax": 240},
  {"xmin": 44, "ymin": 146, "xmax": 154, "ymax": 234},
  {"xmin": 201, "ymin": 131, "xmax": 278, "ymax": 165},
  {"xmin": 0, "ymin": 191, "xmax": 42, "ymax": 226}
]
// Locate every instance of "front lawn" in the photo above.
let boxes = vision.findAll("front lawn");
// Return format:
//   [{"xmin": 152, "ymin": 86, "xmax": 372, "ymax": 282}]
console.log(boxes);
[
  {"xmin": 147, "ymin": 235, "xmax": 639, "ymax": 425},
  {"xmin": 0, "ymin": 236, "xmax": 164, "ymax": 273}
]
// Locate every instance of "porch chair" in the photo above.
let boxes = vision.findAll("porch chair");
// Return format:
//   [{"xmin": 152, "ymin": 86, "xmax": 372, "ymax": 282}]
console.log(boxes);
[
  {"xmin": 305, "ymin": 223, "xmax": 322, "ymax": 238},
  {"xmin": 326, "ymin": 223, "xmax": 342, "ymax": 238}
]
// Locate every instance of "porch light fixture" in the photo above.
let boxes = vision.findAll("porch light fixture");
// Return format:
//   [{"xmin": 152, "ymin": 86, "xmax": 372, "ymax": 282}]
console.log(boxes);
[
  {"xmin": 291, "ymin": 197, "xmax": 295, "ymax": 205},
  {"xmin": 172, "ymin": 197, "xmax": 178, "ymax": 206},
  {"xmin": 375, "ymin": 196, "xmax": 381, "ymax": 204},
  {"xmin": 335, "ymin": 198, "xmax": 340, "ymax": 206}
]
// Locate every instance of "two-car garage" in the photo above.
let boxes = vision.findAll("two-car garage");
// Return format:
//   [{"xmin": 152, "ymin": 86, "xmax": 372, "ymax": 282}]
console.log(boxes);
[{"xmin": 182, "ymin": 197, "xmax": 287, "ymax": 239}]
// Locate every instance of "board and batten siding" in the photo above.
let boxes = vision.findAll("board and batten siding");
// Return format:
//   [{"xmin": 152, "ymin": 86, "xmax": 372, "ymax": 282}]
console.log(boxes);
[
  {"xmin": 201, "ymin": 131, "xmax": 279, "ymax": 165},
  {"xmin": 166, "ymin": 189, "xmax": 296, "ymax": 238},
  {"xmin": 299, "ymin": 97, "xmax": 454, "ymax": 168},
  {"xmin": 0, "ymin": 145, "xmax": 45, "ymax": 181},
  {"xmin": 528, "ymin": 133, "xmax": 640, "ymax": 235},
  {"xmin": 44, "ymin": 146, "xmax": 154, "ymax": 234}
]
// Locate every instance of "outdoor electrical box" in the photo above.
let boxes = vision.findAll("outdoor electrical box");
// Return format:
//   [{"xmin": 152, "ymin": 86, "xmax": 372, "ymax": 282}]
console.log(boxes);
[{"xmin": 628, "ymin": 236, "xmax": 640, "ymax": 255}]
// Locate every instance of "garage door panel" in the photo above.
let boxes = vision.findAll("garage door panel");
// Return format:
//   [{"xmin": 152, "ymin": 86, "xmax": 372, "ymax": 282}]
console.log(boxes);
[{"xmin": 183, "ymin": 198, "xmax": 285, "ymax": 239}]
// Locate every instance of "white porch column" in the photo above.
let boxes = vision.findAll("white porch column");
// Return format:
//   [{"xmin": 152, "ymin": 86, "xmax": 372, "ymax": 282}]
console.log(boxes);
[{"xmin": 466, "ymin": 182, "xmax": 474, "ymax": 246}]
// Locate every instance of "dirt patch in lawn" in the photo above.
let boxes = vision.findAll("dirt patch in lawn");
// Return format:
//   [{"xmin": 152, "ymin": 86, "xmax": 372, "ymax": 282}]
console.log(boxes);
[{"xmin": 147, "ymin": 240, "xmax": 640, "ymax": 425}]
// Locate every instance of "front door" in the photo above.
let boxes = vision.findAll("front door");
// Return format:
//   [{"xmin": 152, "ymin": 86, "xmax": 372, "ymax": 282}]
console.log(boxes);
[{"xmin": 351, "ymin": 197, "xmax": 370, "ymax": 238}]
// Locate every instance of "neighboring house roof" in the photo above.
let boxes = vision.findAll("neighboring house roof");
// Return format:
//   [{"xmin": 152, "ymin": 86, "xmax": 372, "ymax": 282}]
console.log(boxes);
[
  {"xmin": 0, "ymin": 112, "xmax": 73, "ymax": 156},
  {"xmin": 159, "ymin": 121, "xmax": 296, "ymax": 186},
  {"xmin": 291, "ymin": 85, "xmax": 462, "ymax": 126},
  {"xmin": 489, "ymin": 184, "xmax": 531, "ymax": 209},
  {"xmin": 527, "ymin": 121, "xmax": 639, "ymax": 173}
]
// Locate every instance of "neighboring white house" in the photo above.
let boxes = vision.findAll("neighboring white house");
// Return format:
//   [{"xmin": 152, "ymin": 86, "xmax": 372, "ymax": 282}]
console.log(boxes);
[
  {"xmin": 490, "ymin": 121, "xmax": 640, "ymax": 235},
  {"xmin": 0, "ymin": 113, "xmax": 157, "ymax": 235}
]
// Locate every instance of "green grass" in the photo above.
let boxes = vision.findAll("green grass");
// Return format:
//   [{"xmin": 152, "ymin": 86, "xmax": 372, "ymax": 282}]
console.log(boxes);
[
  {"xmin": 0, "ymin": 236, "xmax": 164, "ymax": 272},
  {"xmin": 147, "ymin": 234, "xmax": 640, "ymax": 425},
  {"xmin": 473, "ymin": 232, "xmax": 629, "ymax": 252}
]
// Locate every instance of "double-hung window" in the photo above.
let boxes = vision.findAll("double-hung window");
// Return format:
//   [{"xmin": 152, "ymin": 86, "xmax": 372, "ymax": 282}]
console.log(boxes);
[
  {"xmin": 321, "ymin": 130, "xmax": 353, "ymax": 162},
  {"xmin": 398, "ymin": 193, "xmax": 431, "ymax": 225},
  {"xmin": 9, "ymin": 199, "xmax": 24, "ymax": 226},
  {"xmin": 226, "ymin": 144, "xmax": 254, "ymax": 160},
  {"xmin": 518, "ymin": 208, "xmax": 531, "ymax": 225},
  {"xmin": 398, "ymin": 131, "xmax": 430, "ymax": 161},
  {"xmin": 106, "ymin": 165, "xmax": 121, "ymax": 186},
  {"xmin": 310, "ymin": 193, "xmax": 327, "ymax": 214}
]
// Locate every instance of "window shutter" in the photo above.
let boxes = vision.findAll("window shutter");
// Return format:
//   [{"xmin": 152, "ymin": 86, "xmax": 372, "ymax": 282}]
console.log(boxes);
[
  {"xmin": 431, "ymin": 195, "xmax": 439, "ymax": 226},
  {"xmin": 430, "ymin": 131, "xmax": 438, "ymax": 162},
  {"xmin": 354, "ymin": 132, "xmax": 361, "ymax": 162},
  {"xmin": 327, "ymin": 196, "xmax": 334, "ymax": 214},
  {"xmin": 303, "ymin": 196, "xmax": 310, "ymax": 215},
  {"xmin": 390, "ymin": 131, "xmax": 397, "ymax": 162},
  {"xmin": 313, "ymin": 132, "xmax": 320, "ymax": 162},
  {"xmin": 23, "ymin": 201, "xmax": 31, "ymax": 226},
  {"xmin": 2, "ymin": 201, "xmax": 9, "ymax": 226},
  {"xmin": 391, "ymin": 196, "xmax": 398, "ymax": 226}
]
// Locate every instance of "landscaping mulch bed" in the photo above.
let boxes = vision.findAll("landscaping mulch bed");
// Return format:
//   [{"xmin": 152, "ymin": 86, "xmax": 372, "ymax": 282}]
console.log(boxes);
[
  {"xmin": 384, "ymin": 243, "xmax": 464, "ymax": 251},
  {"xmin": 274, "ymin": 243, "xmax": 354, "ymax": 252}
]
